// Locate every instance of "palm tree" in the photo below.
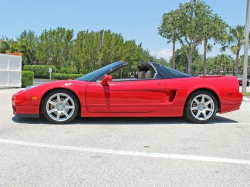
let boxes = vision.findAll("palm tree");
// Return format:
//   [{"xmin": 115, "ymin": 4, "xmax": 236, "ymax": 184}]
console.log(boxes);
[
  {"xmin": 239, "ymin": 55, "xmax": 250, "ymax": 75},
  {"xmin": 202, "ymin": 14, "xmax": 228, "ymax": 76},
  {"xmin": 215, "ymin": 54, "xmax": 230, "ymax": 75},
  {"xmin": 222, "ymin": 25, "xmax": 250, "ymax": 77},
  {"xmin": 226, "ymin": 56, "xmax": 236, "ymax": 75},
  {"xmin": 202, "ymin": 43, "xmax": 213, "ymax": 75},
  {"xmin": 19, "ymin": 38, "xmax": 36, "ymax": 64},
  {"xmin": 17, "ymin": 30, "xmax": 37, "ymax": 64}
]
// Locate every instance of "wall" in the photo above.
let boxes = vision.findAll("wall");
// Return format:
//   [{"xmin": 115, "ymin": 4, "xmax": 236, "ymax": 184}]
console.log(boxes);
[{"xmin": 0, "ymin": 54, "xmax": 22, "ymax": 88}]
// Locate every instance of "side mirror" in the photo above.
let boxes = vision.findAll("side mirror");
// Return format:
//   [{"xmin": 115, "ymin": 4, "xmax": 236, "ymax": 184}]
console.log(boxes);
[{"xmin": 101, "ymin": 75, "xmax": 112, "ymax": 85}]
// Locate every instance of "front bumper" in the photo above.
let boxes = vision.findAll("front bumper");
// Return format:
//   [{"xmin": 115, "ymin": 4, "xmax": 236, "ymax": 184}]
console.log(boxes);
[{"xmin": 12, "ymin": 90, "xmax": 40, "ymax": 117}]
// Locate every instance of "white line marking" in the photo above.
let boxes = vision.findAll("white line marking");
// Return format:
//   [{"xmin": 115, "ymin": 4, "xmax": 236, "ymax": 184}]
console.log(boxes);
[{"xmin": 0, "ymin": 138, "xmax": 250, "ymax": 165}]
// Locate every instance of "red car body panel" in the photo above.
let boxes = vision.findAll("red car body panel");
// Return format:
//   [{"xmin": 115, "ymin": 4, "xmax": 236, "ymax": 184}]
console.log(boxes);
[
  {"xmin": 86, "ymin": 79, "xmax": 166, "ymax": 113},
  {"xmin": 12, "ymin": 75, "xmax": 243, "ymax": 118}
]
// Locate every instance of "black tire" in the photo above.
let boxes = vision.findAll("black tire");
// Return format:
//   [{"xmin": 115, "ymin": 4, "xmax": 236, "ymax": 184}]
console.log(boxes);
[
  {"xmin": 43, "ymin": 89, "xmax": 79, "ymax": 124},
  {"xmin": 184, "ymin": 90, "xmax": 218, "ymax": 123}
]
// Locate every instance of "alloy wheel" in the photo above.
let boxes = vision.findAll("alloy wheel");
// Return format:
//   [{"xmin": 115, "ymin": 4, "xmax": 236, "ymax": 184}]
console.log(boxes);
[
  {"xmin": 46, "ymin": 93, "xmax": 75, "ymax": 122},
  {"xmin": 190, "ymin": 94, "xmax": 215, "ymax": 121}
]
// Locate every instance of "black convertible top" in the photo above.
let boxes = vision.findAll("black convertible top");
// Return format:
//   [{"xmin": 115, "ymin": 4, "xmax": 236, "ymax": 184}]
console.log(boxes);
[{"xmin": 137, "ymin": 62, "xmax": 150, "ymax": 72}]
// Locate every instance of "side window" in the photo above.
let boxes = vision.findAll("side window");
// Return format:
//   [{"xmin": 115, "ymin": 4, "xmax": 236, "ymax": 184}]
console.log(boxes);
[
  {"xmin": 97, "ymin": 65, "xmax": 134, "ymax": 82},
  {"xmin": 109, "ymin": 66, "xmax": 134, "ymax": 79},
  {"xmin": 99, "ymin": 63, "xmax": 158, "ymax": 82}
]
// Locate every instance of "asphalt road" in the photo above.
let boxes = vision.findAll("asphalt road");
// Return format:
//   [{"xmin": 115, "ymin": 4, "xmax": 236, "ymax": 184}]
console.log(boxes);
[
  {"xmin": 239, "ymin": 86, "xmax": 250, "ymax": 92},
  {"xmin": 33, "ymin": 79, "xmax": 53, "ymax": 84},
  {"xmin": 0, "ymin": 88, "xmax": 250, "ymax": 187}
]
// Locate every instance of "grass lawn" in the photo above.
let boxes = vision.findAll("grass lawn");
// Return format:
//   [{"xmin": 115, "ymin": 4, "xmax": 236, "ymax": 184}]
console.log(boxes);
[{"xmin": 243, "ymin": 92, "xmax": 250, "ymax": 96}]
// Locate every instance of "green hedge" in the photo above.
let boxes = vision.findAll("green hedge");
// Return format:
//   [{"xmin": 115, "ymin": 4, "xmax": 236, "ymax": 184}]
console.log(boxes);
[
  {"xmin": 58, "ymin": 67, "xmax": 78, "ymax": 74},
  {"xmin": 23, "ymin": 65, "xmax": 56, "ymax": 79},
  {"xmin": 52, "ymin": 73, "xmax": 84, "ymax": 80},
  {"xmin": 21, "ymin": 71, "xmax": 34, "ymax": 88}
]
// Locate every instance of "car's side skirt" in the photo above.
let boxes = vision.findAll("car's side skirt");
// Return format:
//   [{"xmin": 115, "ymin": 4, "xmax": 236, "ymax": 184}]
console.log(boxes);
[
  {"xmin": 13, "ymin": 112, "xmax": 39, "ymax": 118},
  {"xmin": 80, "ymin": 106, "xmax": 184, "ymax": 117}
]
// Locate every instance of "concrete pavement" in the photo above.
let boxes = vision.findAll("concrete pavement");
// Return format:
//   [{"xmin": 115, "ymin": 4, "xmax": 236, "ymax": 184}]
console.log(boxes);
[{"xmin": 0, "ymin": 88, "xmax": 250, "ymax": 187}]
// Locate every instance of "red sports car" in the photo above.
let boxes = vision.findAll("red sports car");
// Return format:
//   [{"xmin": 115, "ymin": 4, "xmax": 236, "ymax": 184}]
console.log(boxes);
[{"xmin": 12, "ymin": 61, "xmax": 243, "ymax": 124}]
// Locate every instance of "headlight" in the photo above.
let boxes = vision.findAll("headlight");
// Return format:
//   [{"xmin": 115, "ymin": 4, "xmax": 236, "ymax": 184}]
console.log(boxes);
[{"xmin": 24, "ymin": 84, "xmax": 42, "ymax": 91}]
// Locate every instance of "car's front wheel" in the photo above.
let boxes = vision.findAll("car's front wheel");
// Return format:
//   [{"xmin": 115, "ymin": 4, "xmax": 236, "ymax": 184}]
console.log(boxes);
[
  {"xmin": 184, "ymin": 91, "xmax": 218, "ymax": 123},
  {"xmin": 43, "ymin": 89, "xmax": 79, "ymax": 124}
]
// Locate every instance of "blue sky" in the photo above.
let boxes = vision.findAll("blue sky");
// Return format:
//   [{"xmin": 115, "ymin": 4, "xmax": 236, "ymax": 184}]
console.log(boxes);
[{"xmin": 0, "ymin": 0, "xmax": 248, "ymax": 59}]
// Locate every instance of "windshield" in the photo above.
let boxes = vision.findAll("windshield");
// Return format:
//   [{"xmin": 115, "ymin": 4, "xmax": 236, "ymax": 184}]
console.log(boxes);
[{"xmin": 77, "ymin": 62, "xmax": 125, "ymax": 81}]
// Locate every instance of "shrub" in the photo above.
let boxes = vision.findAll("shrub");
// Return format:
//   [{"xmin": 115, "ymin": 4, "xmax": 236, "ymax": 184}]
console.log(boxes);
[
  {"xmin": 58, "ymin": 67, "xmax": 78, "ymax": 74},
  {"xmin": 21, "ymin": 71, "xmax": 34, "ymax": 88},
  {"xmin": 23, "ymin": 65, "xmax": 56, "ymax": 79},
  {"xmin": 52, "ymin": 73, "xmax": 84, "ymax": 80}
]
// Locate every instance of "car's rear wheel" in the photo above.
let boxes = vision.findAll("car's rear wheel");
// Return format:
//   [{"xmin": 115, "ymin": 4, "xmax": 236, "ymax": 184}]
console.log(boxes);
[
  {"xmin": 43, "ymin": 89, "xmax": 79, "ymax": 124},
  {"xmin": 184, "ymin": 91, "xmax": 218, "ymax": 123}
]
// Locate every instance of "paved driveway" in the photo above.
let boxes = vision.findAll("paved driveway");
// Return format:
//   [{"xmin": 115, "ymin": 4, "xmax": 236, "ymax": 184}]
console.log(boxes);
[
  {"xmin": 0, "ymin": 88, "xmax": 250, "ymax": 187},
  {"xmin": 33, "ymin": 79, "xmax": 53, "ymax": 84},
  {"xmin": 239, "ymin": 86, "xmax": 250, "ymax": 92}
]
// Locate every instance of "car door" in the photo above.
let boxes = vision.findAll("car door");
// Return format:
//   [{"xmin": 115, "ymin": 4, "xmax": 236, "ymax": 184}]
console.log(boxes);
[{"xmin": 85, "ymin": 79, "xmax": 166, "ymax": 113}]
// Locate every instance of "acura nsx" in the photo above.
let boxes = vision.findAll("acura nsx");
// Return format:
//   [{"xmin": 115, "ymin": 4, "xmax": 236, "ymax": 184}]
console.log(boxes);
[{"xmin": 12, "ymin": 61, "xmax": 243, "ymax": 124}]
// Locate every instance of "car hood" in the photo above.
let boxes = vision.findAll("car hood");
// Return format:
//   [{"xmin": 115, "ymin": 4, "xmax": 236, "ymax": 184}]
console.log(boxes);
[
  {"xmin": 25, "ymin": 79, "xmax": 90, "ymax": 102},
  {"xmin": 34, "ymin": 79, "xmax": 89, "ymax": 88}
]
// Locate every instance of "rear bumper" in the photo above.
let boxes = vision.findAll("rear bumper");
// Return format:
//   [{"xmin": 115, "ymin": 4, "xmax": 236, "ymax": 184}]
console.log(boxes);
[
  {"xmin": 220, "ymin": 102, "xmax": 242, "ymax": 114},
  {"xmin": 220, "ymin": 92, "xmax": 243, "ymax": 114}
]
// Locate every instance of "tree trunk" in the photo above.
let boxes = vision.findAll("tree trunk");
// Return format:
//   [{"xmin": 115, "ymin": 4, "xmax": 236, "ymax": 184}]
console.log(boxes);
[
  {"xmin": 172, "ymin": 41, "xmax": 175, "ymax": 69},
  {"xmin": 235, "ymin": 50, "xmax": 239, "ymax": 77},
  {"xmin": 181, "ymin": 42, "xmax": 195, "ymax": 75},
  {"xmin": 203, "ymin": 38, "xmax": 208, "ymax": 76},
  {"xmin": 219, "ymin": 61, "xmax": 222, "ymax": 75},
  {"xmin": 188, "ymin": 54, "xmax": 193, "ymax": 75}
]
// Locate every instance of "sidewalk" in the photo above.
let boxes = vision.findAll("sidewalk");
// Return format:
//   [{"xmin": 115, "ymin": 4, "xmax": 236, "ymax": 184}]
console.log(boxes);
[
  {"xmin": 33, "ymin": 79, "xmax": 53, "ymax": 84},
  {"xmin": 239, "ymin": 86, "xmax": 250, "ymax": 93}
]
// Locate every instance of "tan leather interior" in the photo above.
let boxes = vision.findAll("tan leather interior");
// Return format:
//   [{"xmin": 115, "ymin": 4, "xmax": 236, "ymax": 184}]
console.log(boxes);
[
  {"xmin": 145, "ymin": 70, "xmax": 154, "ymax": 79},
  {"xmin": 138, "ymin": 71, "xmax": 145, "ymax": 79}
]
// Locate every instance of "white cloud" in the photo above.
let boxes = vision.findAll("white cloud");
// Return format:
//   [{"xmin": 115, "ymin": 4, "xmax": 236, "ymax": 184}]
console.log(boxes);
[{"xmin": 151, "ymin": 48, "xmax": 172, "ymax": 59}]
